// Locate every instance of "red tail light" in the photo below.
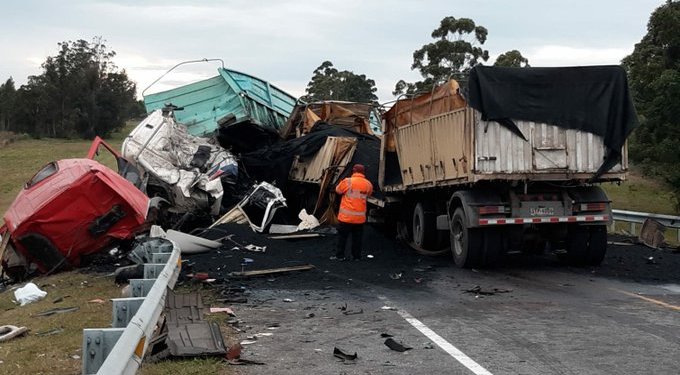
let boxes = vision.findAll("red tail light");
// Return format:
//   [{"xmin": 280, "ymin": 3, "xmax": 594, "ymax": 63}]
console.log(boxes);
[
  {"xmin": 577, "ymin": 202, "xmax": 607, "ymax": 212},
  {"xmin": 479, "ymin": 205, "xmax": 507, "ymax": 215}
]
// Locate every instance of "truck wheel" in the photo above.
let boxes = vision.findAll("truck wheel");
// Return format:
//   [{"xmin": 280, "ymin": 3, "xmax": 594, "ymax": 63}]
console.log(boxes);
[
  {"xmin": 586, "ymin": 225, "xmax": 607, "ymax": 266},
  {"xmin": 563, "ymin": 225, "xmax": 589, "ymax": 265},
  {"xmin": 450, "ymin": 208, "xmax": 483, "ymax": 268},
  {"xmin": 412, "ymin": 202, "xmax": 437, "ymax": 249},
  {"xmin": 482, "ymin": 228, "xmax": 501, "ymax": 266}
]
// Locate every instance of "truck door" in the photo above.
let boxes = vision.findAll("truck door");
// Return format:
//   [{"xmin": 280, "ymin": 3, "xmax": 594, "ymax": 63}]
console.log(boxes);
[{"xmin": 532, "ymin": 124, "xmax": 568, "ymax": 170}]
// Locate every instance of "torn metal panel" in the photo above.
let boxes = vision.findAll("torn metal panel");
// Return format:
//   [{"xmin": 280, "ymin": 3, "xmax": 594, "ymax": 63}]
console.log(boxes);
[
  {"xmin": 166, "ymin": 322, "xmax": 226, "ymax": 357},
  {"xmin": 122, "ymin": 108, "xmax": 238, "ymax": 216},
  {"xmin": 289, "ymin": 136, "xmax": 358, "ymax": 184},
  {"xmin": 236, "ymin": 182, "xmax": 287, "ymax": 232},
  {"xmin": 162, "ymin": 291, "xmax": 226, "ymax": 358}
]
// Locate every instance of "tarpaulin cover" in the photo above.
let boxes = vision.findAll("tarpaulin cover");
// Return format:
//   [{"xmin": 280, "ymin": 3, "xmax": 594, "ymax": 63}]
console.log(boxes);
[
  {"xmin": 468, "ymin": 65, "xmax": 639, "ymax": 175},
  {"xmin": 3, "ymin": 159, "xmax": 149, "ymax": 272},
  {"xmin": 383, "ymin": 80, "xmax": 467, "ymax": 152},
  {"xmin": 240, "ymin": 122, "xmax": 381, "ymax": 198}
]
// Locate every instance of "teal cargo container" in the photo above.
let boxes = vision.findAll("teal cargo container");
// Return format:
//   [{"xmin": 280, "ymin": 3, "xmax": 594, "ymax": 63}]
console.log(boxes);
[{"xmin": 144, "ymin": 68, "xmax": 297, "ymax": 136}]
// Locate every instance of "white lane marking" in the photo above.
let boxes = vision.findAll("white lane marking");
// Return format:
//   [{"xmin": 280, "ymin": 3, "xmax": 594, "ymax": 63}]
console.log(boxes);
[
  {"xmin": 659, "ymin": 284, "xmax": 680, "ymax": 294},
  {"xmin": 378, "ymin": 296, "xmax": 493, "ymax": 375}
]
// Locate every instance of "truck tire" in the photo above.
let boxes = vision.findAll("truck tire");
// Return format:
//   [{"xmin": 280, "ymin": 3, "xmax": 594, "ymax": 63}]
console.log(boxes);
[
  {"xmin": 450, "ymin": 208, "xmax": 483, "ymax": 268},
  {"xmin": 586, "ymin": 225, "xmax": 607, "ymax": 266},
  {"xmin": 412, "ymin": 202, "xmax": 437, "ymax": 249},
  {"xmin": 564, "ymin": 225, "xmax": 589, "ymax": 265}
]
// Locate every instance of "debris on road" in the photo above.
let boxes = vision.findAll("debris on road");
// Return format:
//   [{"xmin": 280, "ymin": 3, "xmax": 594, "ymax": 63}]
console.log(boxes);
[
  {"xmin": 0, "ymin": 325, "xmax": 29, "ymax": 342},
  {"xmin": 380, "ymin": 306, "xmax": 397, "ymax": 311},
  {"xmin": 333, "ymin": 347, "xmax": 358, "ymax": 361},
  {"xmin": 384, "ymin": 338, "xmax": 412, "ymax": 352},
  {"xmin": 161, "ymin": 291, "xmax": 227, "ymax": 358},
  {"xmin": 228, "ymin": 264, "xmax": 315, "ymax": 278},
  {"xmin": 269, "ymin": 233, "xmax": 322, "ymax": 240},
  {"xmin": 464, "ymin": 285, "xmax": 512, "ymax": 296},
  {"xmin": 380, "ymin": 333, "xmax": 393, "ymax": 338},
  {"xmin": 166, "ymin": 229, "xmax": 221, "ymax": 254},
  {"xmin": 211, "ymin": 182, "xmax": 287, "ymax": 233},
  {"xmin": 209, "ymin": 307, "xmax": 235, "ymax": 316},
  {"xmin": 639, "ymin": 218, "xmax": 666, "ymax": 249},
  {"xmin": 14, "ymin": 282, "xmax": 47, "ymax": 306}
]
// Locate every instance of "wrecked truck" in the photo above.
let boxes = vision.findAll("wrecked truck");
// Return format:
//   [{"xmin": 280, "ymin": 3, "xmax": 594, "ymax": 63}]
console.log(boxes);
[
  {"xmin": 1, "ymin": 139, "xmax": 150, "ymax": 278},
  {"xmin": 377, "ymin": 65, "xmax": 638, "ymax": 268}
]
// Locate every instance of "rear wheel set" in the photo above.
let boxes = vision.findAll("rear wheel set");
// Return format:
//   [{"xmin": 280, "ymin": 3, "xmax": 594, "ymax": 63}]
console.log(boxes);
[{"xmin": 562, "ymin": 224, "xmax": 607, "ymax": 266}]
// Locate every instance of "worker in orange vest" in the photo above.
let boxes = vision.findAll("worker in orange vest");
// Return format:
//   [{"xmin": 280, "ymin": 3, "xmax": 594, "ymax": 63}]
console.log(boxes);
[{"xmin": 332, "ymin": 164, "xmax": 373, "ymax": 260}]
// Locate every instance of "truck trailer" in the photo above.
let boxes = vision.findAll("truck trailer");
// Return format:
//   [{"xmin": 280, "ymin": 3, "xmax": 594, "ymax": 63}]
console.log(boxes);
[{"xmin": 378, "ymin": 65, "xmax": 638, "ymax": 268}]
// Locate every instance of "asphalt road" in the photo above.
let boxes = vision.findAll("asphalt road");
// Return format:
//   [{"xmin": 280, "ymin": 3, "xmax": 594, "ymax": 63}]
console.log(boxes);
[{"xmin": 195, "ymin": 228, "xmax": 680, "ymax": 375}]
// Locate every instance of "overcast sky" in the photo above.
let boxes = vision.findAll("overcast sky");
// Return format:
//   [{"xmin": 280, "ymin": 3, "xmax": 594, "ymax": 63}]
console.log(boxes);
[{"xmin": 0, "ymin": 0, "xmax": 663, "ymax": 102}]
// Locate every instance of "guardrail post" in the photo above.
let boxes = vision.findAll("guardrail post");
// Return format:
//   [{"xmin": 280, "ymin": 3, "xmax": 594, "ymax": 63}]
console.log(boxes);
[
  {"xmin": 82, "ymin": 328, "xmax": 124, "ymax": 374},
  {"xmin": 151, "ymin": 252, "xmax": 171, "ymax": 263},
  {"xmin": 144, "ymin": 263, "xmax": 166, "ymax": 279},
  {"xmin": 111, "ymin": 297, "xmax": 145, "ymax": 328},
  {"xmin": 130, "ymin": 279, "xmax": 157, "ymax": 297}
]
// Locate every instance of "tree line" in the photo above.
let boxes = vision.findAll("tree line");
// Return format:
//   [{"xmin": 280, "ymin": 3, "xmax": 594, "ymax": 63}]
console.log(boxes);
[{"xmin": 0, "ymin": 37, "xmax": 141, "ymax": 139}]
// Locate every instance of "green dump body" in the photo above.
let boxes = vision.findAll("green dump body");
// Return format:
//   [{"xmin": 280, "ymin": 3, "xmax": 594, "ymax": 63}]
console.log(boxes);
[{"xmin": 144, "ymin": 68, "xmax": 297, "ymax": 136}]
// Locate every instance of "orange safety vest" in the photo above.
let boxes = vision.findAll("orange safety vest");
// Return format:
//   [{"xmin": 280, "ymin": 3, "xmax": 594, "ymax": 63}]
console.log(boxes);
[{"xmin": 335, "ymin": 172, "xmax": 373, "ymax": 224}]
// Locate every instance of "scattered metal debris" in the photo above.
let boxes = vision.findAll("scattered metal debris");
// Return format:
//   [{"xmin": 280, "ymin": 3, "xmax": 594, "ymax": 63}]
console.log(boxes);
[
  {"xmin": 228, "ymin": 264, "xmax": 315, "ymax": 278},
  {"xmin": 34, "ymin": 327, "xmax": 64, "ymax": 337},
  {"xmin": 33, "ymin": 306, "xmax": 79, "ymax": 317}
]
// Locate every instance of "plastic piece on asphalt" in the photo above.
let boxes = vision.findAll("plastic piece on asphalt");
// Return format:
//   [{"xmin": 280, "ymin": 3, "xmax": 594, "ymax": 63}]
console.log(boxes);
[
  {"xmin": 381, "ymin": 306, "xmax": 397, "ymax": 311},
  {"xmin": 384, "ymin": 338, "xmax": 412, "ymax": 352},
  {"xmin": 167, "ymin": 229, "xmax": 221, "ymax": 254},
  {"xmin": 209, "ymin": 307, "xmax": 236, "ymax": 316},
  {"xmin": 380, "ymin": 333, "xmax": 394, "ymax": 338},
  {"xmin": 333, "ymin": 347, "xmax": 358, "ymax": 361},
  {"xmin": 14, "ymin": 282, "xmax": 47, "ymax": 306},
  {"xmin": 297, "ymin": 209, "xmax": 320, "ymax": 231},
  {"xmin": 367, "ymin": 254, "xmax": 374, "ymax": 259}
]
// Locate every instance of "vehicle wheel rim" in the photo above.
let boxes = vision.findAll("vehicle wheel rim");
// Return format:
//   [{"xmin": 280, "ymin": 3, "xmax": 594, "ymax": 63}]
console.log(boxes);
[
  {"xmin": 413, "ymin": 212, "xmax": 423, "ymax": 246},
  {"xmin": 453, "ymin": 221, "xmax": 463, "ymax": 256}
]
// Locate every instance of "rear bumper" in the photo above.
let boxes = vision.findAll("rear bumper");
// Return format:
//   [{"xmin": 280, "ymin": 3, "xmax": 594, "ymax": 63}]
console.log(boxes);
[{"xmin": 479, "ymin": 215, "xmax": 609, "ymax": 226}]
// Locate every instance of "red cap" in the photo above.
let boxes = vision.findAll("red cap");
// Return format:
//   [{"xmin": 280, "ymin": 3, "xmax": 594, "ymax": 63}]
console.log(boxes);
[{"xmin": 352, "ymin": 164, "xmax": 365, "ymax": 173}]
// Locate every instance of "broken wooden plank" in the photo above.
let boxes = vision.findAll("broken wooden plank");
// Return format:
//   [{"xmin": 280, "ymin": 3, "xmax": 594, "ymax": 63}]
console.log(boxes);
[
  {"xmin": 268, "ymin": 233, "xmax": 321, "ymax": 240},
  {"xmin": 228, "ymin": 264, "xmax": 314, "ymax": 278}
]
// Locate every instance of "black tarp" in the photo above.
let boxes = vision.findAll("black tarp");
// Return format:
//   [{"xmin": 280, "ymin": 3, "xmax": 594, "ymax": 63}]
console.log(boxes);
[
  {"xmin": 468, "ymin": 65, "xmax": 639, "ymax": 177},
  {"xmin": 239, "ymin": 122, "xmax": 381, "ymax": 198}
]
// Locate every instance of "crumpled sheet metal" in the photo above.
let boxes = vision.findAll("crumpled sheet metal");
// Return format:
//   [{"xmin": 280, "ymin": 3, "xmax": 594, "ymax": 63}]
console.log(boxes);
[
  {"xmin": 122, "ymin": 109, "xmax": 238, "ymax": 215},
  {"xmin": 281, "ymin": 101, "xmax": 378, "ymax": 139}
]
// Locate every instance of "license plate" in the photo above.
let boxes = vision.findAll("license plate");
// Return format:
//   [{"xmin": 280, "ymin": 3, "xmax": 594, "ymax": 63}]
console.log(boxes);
[{"xmin": 530, "ymin": 207, "xmax": 554, "ymax": 216}]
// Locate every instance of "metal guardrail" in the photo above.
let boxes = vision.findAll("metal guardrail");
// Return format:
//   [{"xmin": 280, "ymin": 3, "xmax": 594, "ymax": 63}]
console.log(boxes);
[
  {"xmin": 611, "ymin": 209, "xmax": 680, "ymax": 242},
  {"xmin": 82, "ymin": 239, "xmax": 181, "ymax": 375}
]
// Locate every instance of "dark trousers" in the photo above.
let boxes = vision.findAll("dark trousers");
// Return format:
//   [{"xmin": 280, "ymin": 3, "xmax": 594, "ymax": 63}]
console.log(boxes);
[{"xmin": 336, "ymin": 222, "xmax": 364, "ymax": 259}]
